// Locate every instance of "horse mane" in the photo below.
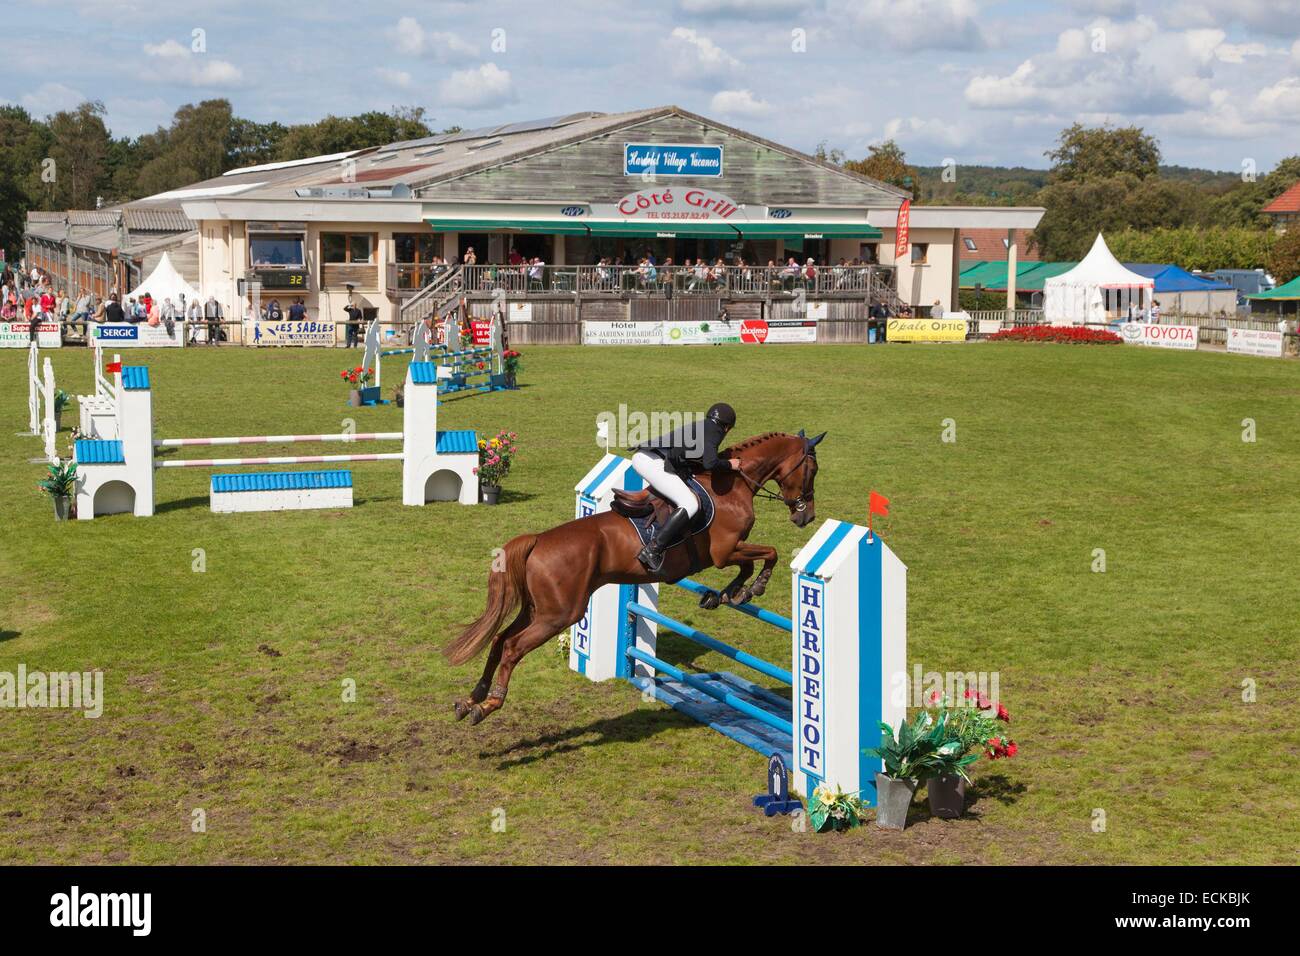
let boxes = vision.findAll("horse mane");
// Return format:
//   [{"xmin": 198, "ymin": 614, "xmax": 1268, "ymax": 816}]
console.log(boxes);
[{"xmin": 722, "ymin": 432, "xmax": 797, "ymax": 460}]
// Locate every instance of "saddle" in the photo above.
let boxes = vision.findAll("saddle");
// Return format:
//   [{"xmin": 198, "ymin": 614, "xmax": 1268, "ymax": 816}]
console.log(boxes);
[{"xmin": 610, "ymin": 477, "xmax": 716, "ymax": 575}]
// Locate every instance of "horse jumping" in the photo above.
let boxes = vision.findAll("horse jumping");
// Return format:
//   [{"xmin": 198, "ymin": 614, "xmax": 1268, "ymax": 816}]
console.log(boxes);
[{"xmin": 445, "ymin": 430, "xmax": 826, "ymax": 724}]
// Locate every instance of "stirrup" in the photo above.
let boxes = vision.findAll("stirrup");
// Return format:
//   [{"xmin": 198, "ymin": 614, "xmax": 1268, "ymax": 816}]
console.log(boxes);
[{"xmin": 637, "ymin": 544, "xmax": 666, "ymax": 572}]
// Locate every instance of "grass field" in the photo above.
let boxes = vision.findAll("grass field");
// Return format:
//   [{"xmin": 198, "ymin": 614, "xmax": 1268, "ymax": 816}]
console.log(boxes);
[{"xmin": 2, "ymin": 340, "xmax": 1297, "ymax": 865}]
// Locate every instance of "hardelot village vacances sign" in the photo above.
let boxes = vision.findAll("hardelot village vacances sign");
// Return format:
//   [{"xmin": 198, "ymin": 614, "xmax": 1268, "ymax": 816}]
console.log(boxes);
[{"xmin": 624, "ymin": 143, "xmax": 723, "ymax": 177}]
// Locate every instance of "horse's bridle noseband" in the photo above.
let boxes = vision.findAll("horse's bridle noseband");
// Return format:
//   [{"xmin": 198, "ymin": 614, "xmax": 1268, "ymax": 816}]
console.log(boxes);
[{"xmin": 742, "ymin": 448, "xmax": 816, "ymax": 512}]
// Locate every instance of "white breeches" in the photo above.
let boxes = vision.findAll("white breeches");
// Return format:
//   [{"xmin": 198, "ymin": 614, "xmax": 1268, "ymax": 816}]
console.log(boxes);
[{"xmin": 630, "ymin": 451, "xmax": 699, "ymax": 517}]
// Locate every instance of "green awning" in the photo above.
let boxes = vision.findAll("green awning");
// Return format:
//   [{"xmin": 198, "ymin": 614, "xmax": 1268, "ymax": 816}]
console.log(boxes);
[
  {"xmin": 424, "ymin": 217, "xmax": 880, "ymax": 241},
  {"xmin": 425, "ymin": 218, "xmax": 591, "ymax": 236},
  {"xmin": 583, "ymin": 221, "xmax": 741, "ymax": 239},
  {"xmin": 735, "ymin": 223, "xmax": 882, "ymax": 240},
  {"xmin": 960, "ymin": 259, "xmax": 1076, "ymax": 291},
  {"xmin": 1248, "ymin": 275, "xmax": 1300, "ymax": 300}
]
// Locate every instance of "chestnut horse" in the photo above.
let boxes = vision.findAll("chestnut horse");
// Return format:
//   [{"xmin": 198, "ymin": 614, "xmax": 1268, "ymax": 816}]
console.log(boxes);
[{"xmin": 445, "ymin": 431, "xmax": 825, "ymax": 724}]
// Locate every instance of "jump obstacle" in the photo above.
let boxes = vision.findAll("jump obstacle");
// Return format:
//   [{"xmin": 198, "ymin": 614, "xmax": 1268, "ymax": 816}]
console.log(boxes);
[
  {"xmin": 569, "ymin": 454, "xmax": 907, "ymax": 804},
  {"xmin": 72, "ymin": 360, "xmax": 480, "ymax": 519},
  {"xmin": 23, "ymin": 343, "xmax": 58, "ymax": 463},
  {"xmin": 76, "ymin": 343, "xmax": 120, "ymax": 440},
  {"xmin": 361, "ymin": 310, "xmax": 505, "ymax": 402}
]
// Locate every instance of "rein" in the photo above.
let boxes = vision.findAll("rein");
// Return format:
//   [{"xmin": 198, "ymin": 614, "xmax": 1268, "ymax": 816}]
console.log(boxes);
[{"xmin": 735, "ymin": 442, "xmax": 815, "ymax": 512}]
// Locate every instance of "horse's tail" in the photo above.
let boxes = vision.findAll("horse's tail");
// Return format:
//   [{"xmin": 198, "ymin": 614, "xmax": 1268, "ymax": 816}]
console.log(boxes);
[{"xmin": 443, "ymin": 533, "xmax": 538, "ymax": 666}]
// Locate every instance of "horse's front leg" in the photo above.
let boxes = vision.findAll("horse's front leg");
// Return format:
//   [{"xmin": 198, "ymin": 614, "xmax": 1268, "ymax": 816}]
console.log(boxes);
[
  {"xmin": 698, "ymin": 558, "xmax": 754, "ymax": 609},
  {"xmin": 723, "ymin": 542, "xmax": 778, "ymax": 605}
]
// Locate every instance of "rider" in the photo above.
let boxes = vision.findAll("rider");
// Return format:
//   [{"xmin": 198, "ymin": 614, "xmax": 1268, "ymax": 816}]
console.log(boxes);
[{"xmin": 630, "ymin": 403, "xmax": 742, "ymax": 572}]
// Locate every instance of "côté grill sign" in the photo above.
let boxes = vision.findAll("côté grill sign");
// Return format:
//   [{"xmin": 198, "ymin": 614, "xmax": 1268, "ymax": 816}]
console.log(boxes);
[{"xmin": 615, "ymin": 187, "xmax": 743, "ymax": 220}]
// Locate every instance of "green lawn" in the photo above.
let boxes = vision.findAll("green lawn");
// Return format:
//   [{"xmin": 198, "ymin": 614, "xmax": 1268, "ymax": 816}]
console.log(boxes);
[{"xmin": 1, "ymin": 341, "xmax": 1296, "ymax": 864}]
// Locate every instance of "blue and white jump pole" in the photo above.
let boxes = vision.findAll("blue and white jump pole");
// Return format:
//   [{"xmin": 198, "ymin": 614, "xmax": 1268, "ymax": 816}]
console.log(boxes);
[{"xmin": 570, "ymin": 454, "xmax": 907, "ymax": 804}]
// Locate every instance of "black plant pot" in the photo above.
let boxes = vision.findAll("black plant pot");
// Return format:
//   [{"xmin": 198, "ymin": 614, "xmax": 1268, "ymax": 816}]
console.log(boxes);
[{"xmin": 927, "ymin": 773, "xmax": 967, "ymax": 819}]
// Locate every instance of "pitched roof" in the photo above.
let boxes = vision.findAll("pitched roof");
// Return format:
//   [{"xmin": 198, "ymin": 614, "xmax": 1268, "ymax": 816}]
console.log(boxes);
[
  {"xmin": 959, "ymin": 228, "xmax": 1038, "ymax": 261},
  {"xmin": 1262, "ymin": 181, "xmax": 1300, "ymax": 214}
]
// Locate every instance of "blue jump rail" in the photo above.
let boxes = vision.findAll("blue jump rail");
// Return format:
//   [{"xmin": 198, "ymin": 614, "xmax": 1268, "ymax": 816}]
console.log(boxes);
[
  {"xmin": 627, "ymin": 600, "xmax": 793, "ymax": 686},
  {"xmin": 625, "ymin": 646, "xmax": 793, "ymax": 738},
  {"xmin": 673, "ymin": 578, "xmax": 794, "ymax": 633}
]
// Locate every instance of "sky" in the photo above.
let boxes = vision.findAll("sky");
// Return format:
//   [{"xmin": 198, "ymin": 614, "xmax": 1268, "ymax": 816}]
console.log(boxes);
[{"xmin": 4, "ymin": 0, "xmax": 1299, "ymax": 174}]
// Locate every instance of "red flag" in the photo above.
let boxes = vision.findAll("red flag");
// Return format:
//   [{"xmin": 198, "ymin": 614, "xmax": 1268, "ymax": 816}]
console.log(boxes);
[
  {"xmin": 893, "ymin": 200, "xmax": 910, "ymax": 261},
  {"xmin": 868, "ymin": 490, "xmax": 890, "ymax": 535},
  {"xmin": 105, "ymin": 361, "xmax": 122, "ymax": 373}
]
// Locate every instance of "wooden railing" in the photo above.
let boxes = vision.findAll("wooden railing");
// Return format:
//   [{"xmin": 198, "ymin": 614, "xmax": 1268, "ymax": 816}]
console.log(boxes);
[
  {"xmin": 458, "ymin": 264, "xmax": 897, "ymax": 298},
  {"xmin": 398, "ymin": 265, "xmax": 464, "ymax": 327}
]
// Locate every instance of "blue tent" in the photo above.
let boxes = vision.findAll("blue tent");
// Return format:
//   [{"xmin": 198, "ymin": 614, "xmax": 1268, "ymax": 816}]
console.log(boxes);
[{"xmin": 1121, "ymin": 263, "xmax": 1233, "ymax": 292}]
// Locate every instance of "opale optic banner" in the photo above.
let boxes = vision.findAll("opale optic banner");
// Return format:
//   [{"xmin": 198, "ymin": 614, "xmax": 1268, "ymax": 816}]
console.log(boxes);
[
  {"xmin": 887, "ymin": 318, "xmax": 967, "ymax": 342},
  {"xmin": 0, "ymin": 321, "xmax": 61, "ymax": 348},
  {"xmin": 1120, "ymin": 322, "xmax": 1198, "ymax": 350},
  {"xmin": 90, "ymin": 321, "xmax": 185, "ymax": 348},
  {"xmin": 1226, "ymin": 327, "xmax": 1284, "ymax": 358}
]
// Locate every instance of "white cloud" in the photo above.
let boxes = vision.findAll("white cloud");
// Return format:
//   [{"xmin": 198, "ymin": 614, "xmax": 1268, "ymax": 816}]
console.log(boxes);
[
  {"xmin": 389, "ymin": 17, "xmax": 478, "ymax": 63},
  {"xmin": 710, "ymin": 89, "xmax": 773, "ymax": 118},
  {"xmin": 375, "ymin": 68, "xmax": 413, "ymax": 89},
  {"xmin": 20, "ymin": 82, "xmax": 86, "ymax": 116},
  {"xmin": 828, "ymin": 0, "xmax": 987, "ymax": 52},
  {"xmin": 664, "ymin": 27, "xmax": 742, "ymax": 85},
  {"xmin": 675, "ymin": 0, "xmax": 794, "ymax": 16},
  {"xmin": 1254, "ymin": 77, "xmax": 1300, "ymax": 120},
  {"xmin": 143, "ymin": 39, "xmax": 241, "ymax": 86},
  {"xmin": 883, "ymin": 116, "xmax": 971, "ymax": 150},
  {"xmin": 437, "ymin": 62, "xmax": 517, "ymax": 109},
  {"xmin": 1292, "ymin": 39, "xmax": 1300, "ymax": 67}
]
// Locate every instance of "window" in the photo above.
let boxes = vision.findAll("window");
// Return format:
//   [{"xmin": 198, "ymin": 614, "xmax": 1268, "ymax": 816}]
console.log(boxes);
[
  {"xmin": 394, "ymin": 233, "xmax": 439, "ymax": 263},
  {"xmin": 911, "ymin": 242, "xmax": 929, "ymax": 264},
  {"xmin": 249, "ymin": 234, "xmax": 305, "ymax": 267},
  {"xmin": 321, "ymin": 233, "xmax": 374, "ymax": 264},
  {"xmin": 859, "ymin": 243, "xmax": 879, "ymax": 263},
  {"xmin": 1002, "ymin": 237, "xmax": 1010, "ymax": 250},
  {"xmin": 963, "ymin": 237, "xmax": 977, "ymax": 252}
]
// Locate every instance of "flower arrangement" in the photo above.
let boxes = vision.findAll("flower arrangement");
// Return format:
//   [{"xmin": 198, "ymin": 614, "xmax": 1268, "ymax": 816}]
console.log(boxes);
[
  {"xmin": 474, "ymin": 430, "xmax": 518, "ymax": 488},
  {"xmin": 53, "ymin": 388, "xmax": 72, "ymax": 415},
  {"xmin": 988, "ymin": 324, "xmax": 1122, "ymax": 344},
  {"xmin": 925, "ymin": 689, "xmax": 1017, "ymax": 775},
  {"xmin": 867, "ymin": 710, "xmax": 976, "ymax": 783},
  {"xmin": 340, "ymin": 365, "xmax": 374, "ymax": 389},
  {"xmin": 37, "ymin": 459, "xmax": 78, "ymax": 498},
  {"xmin": 501, "ymin": 349, "xmax": 523, "ymax": 375},
  {"xmin": 809, "ymin": 782, "xmax": 864, "ymax": 832}
]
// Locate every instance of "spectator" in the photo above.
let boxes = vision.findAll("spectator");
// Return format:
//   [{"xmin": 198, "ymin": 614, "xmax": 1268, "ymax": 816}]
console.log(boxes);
[
  {"xmin": 288, "ymin": 297, "xmax": 306, "ymax": 322},
  {"xmin": 266, "ymin": 298, "xmax": 283, "ymax": 322},
  {"xmin": 104, "ymin": 294, "xmax": 125, "ymax": 323},
  {"xmin": 161, "ymin": 297, "xmax": 177, "ymax": 336},
  {"xmin": 203, "ymin": 295, "xmax": 222, "ymax": 344},
  {"xmin": 343, "ymin": 300, "xmax": 363, "ymax": 348},
  {"xmin": 1148, "ymin": 299, "xmax": 1161, "ymax": 324}
]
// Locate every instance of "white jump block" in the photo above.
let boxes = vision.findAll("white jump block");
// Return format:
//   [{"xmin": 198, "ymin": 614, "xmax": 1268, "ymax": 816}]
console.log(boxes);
[
  {"xmin": 790, "ymin": 520, "xmax": 908, "ymax": 803},
  {"xmin": 568, "ymin": 454, "xmax": 658, "ymax": 682},
  {"xmin": 210, "ymin": 470, "xmax": 354, "ymax": 513}
]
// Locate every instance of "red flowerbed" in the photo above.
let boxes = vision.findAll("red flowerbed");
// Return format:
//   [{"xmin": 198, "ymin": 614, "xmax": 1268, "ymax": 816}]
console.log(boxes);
[{"xmin": 988, "ymin": 324, "xmax": 1122, "ymax": 344}]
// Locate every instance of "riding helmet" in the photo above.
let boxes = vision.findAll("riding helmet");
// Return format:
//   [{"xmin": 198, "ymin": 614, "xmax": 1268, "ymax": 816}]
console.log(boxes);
[{"xmin": 706, "ymin": 402, "xmax": 737, "ymax": 428}]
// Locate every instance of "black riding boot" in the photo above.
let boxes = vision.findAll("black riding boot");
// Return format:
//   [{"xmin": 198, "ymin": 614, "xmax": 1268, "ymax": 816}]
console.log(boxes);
[{"xmin": 637, "ymin": 507, "xmax": 691, "ymax": 573}]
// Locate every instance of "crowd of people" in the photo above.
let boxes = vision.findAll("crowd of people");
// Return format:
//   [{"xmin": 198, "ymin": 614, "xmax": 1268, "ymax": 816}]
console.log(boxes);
[{"xmin": 1, "ymin": 263, "xmax": 233, "ymax": 343}]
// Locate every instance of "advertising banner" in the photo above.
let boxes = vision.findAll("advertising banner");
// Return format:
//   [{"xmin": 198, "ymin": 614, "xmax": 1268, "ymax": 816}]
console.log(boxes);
[
  {"xmin": 1120, "ymin": 323, "xmax": 1198, "ymax": 350},
  {"xmin": 249, "ymin": 320, "xmax": 335, "ymax": 347},
  {"xmin": 0, "ymin": 321, "xmax": 62, "ymax": 348},
  {"xmin": 89, "ymin": 322, "xmax": 186, "ymax": 348},
  {"xmin": 1225, "ymin": 327, "xmax": 1284, "ymax": 358},
  {"xmin": 887, "ymin": 317, "xmax": 967, "ymax": 342},
  {"xmin": 894, "ymin": 199, "xmax": 911, "ymax": 260},
  {"xmin": 582, "ymin": 321, "xmax": 664, "ymax": 346},
  {"xmin": 739, "ymin": 318, "xmax": 818, "ymax": 344},
  {"xmin": 663, "ymin": 320, "xmax": 742, "ymax": 345}
]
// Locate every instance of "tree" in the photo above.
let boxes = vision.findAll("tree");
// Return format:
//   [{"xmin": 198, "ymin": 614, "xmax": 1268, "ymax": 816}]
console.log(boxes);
[
  {"xmin": 132, "ymin": 99, "xmax": 237, "ymax": 197},
  {"xmin": 844, "ymin": 140, "xmax": 918, "ymax": 193},
  {"xmin": 36, "ymin": 102, "xmax": 113, "ymax": 210},
  {"xmin": 1045, "ymin": 123, "xmax": 1161, "ymax": 183},
  {"xmin": 1267, "ymin": 227, "xmax": 1300, "ymax": 284},
  {"xmin": 0, "ymin": 105, "xmax": 47, "ymax": 256},
  {"xmin": 274, "ymin": 107, "xmax": 433, "ymax": 161}
]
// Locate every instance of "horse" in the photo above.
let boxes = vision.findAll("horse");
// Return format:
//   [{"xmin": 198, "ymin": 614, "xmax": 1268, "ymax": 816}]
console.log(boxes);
[{"xmin": 444, "ymin": 430, "xmax": 825, "ymax": 725}]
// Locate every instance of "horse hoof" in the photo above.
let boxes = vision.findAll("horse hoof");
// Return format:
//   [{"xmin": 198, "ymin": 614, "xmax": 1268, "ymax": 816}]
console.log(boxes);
[
  {"xmin": 468, "ymin": 704, "xmax": 488, "ymax": 726},
  {"xmin": 453, "ymin": 699, "xmax": 473, "ymax": 721},
  {"xmin": 697, "ymin": 590, "xmax": 720, "ymax": 610}
]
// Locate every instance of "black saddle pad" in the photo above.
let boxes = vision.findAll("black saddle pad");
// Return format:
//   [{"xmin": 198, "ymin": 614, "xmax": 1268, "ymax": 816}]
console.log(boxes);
[{"xmin": 626, "ymin": 475, "xmax": 715, "ymax": 548}]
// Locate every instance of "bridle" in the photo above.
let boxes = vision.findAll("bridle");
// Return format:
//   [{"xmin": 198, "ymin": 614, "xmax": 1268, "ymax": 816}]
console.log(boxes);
[{"xmin": 737, "ymin": 444, "xmax": 816, "ymax": 513}]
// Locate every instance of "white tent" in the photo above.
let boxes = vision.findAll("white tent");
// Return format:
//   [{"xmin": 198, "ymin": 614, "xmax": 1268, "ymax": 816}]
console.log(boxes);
[
  {"xmin": 125, "ymin": 252, "xmax": 200, "ymax": 308},
  {"xmin": 1044, "ymin": 234, "xmax": 1154, "ymax": 326}
]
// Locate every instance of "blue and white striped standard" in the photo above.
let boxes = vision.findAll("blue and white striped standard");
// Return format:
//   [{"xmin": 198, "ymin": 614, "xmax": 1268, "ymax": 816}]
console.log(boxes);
[
  {"xmin": 569, "ymin": 454, "xmax": 658, "ymax": 681},
  {"xmin": 790, "ymin": 520, "xmax": 907, "ymax": 805}
]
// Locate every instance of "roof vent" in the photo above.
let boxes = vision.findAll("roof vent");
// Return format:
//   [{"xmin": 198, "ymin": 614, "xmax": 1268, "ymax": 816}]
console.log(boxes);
[{"xmin": 466, "ymin": 138, "xmax": 503, "ymax": 151}]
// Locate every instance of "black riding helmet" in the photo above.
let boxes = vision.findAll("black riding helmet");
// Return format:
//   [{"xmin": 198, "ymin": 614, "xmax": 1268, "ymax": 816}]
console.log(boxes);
[{"xmin": 706, "ymin": 402, "xmax": 736, "ymax": 429}]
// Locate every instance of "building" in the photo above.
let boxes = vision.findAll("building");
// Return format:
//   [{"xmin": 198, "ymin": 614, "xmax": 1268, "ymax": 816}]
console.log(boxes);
[
  {"xmin": 1262, "ymin": 182, "xmax": 1300, "ymax": 233},
  {"xmin": 27, "ymin": 106, "xmax": 1043, "ymax": 338},
  {"xmin": 958, "ymin": 228, "xmax": 1038, "ymax": 263},
  {"xmin": 23, "ymin": 204, "xmax": 197, "ymax": 300}
]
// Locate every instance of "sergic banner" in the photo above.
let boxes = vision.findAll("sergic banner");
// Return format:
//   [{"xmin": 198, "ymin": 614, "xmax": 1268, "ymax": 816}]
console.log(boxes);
[{"xmin": 89, "ymin": 322, "xmax": 185, "ymax": 348}]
